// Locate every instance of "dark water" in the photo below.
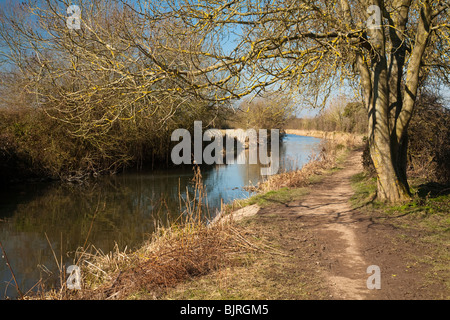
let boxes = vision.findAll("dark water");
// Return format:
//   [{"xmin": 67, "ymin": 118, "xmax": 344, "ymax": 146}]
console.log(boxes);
[{"xmin": 0, "ymin": 134, "xmax": 321, "ymax": 299}]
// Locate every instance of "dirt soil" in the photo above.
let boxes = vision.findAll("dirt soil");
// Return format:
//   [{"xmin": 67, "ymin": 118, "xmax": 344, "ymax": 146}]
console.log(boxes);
[{"xmin": 251, "ymin": 151, "xmax": 448, "ymax": 300}]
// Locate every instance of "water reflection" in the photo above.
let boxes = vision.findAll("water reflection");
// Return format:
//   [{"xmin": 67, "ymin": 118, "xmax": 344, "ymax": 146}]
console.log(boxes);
[{"xmin": 0, "ymin": 134, "xmax": 321, "ymax": 298}]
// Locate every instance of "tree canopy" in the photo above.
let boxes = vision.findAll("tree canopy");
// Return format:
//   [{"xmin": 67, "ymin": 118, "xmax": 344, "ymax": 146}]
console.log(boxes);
[{"xmin": 0, "ymin": 0, "xmax": 449, "ymax": 201}]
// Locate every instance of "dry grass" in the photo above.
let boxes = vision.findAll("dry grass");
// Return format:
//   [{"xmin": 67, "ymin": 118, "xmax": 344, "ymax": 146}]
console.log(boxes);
[
  {"xmin": 254, "ymin": 140, "xmax": 347, "ymax": 193},
  {"xmin": 65, "ymin": 221, "xmax": 247, "ymax": 300},
  {"xmin": 32, "ymin": 168, "xmax": 256, "ymax": 300}
]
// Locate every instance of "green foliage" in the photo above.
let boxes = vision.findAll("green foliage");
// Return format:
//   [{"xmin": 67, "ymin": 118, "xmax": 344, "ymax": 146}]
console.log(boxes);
[{"xmin": 350, "ymin": 172, "xmax": 378, "ymax": 208}]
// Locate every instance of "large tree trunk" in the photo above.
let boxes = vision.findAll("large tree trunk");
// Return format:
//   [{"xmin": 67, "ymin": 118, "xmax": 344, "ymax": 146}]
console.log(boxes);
[
  {"xmin": 368, "ymin": 51, "xmax": 411, "ymax": 203},
  {"xmin": 370, "ymin": 133, "xmax": 411, "ymax": 202},
  {"xmin": 356, "ymin": 0, "xmax": 433, "ymax": 203},
  {"xmin": 364, "ymin": 0, "xmax": 412, "ymax": 203}
]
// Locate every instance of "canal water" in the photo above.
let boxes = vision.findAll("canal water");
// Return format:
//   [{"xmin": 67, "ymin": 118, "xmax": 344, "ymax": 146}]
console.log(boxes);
[{"xmin": 0, "ymin": 134, "xmax": 322, "ymax": 298}]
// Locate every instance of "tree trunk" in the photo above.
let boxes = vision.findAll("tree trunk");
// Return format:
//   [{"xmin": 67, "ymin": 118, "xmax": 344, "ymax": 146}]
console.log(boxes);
[
  {"xmin": 366, "ymin": 5, "xmax": 412, "ymax": 203},
  {"xmin": 370, "ymin": 141, "xmax": 411, "ymax": 203},
  {"xmin": 369, "ymin": 109, "xmax": 411, "ymax": 202},
  {"xmin": 368, "ymin": 72, "xmax": 411, "ymax": 203}
]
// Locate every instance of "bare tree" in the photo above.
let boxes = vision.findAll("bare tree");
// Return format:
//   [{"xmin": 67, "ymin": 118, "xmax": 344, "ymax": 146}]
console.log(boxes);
[
  {"xmin": 0, "ymin": 0, "xmax": 225, "ymax": 178},
  {"xmin": 142, "ymin": 0, "xmax": 450, "ymax": 202},
  {"xmin": 0, "ymin": 0, "xmax": 220, "ymax": 137},
  {"xmin": 1, "ymin": 0, "xmax": 449, "ymax": 201}
]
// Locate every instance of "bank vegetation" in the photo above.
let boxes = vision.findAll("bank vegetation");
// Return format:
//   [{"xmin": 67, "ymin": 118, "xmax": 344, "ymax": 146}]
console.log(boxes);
[
  {"xmin": 27, "ymin": 136, "xmax": 347, "ymax": 300},
  {"xmin": 0, "ymin": 1, "xmax": 294, "ymax": 184}
]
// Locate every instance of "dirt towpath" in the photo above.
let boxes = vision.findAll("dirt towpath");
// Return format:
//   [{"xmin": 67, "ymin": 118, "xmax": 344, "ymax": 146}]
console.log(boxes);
[
  {"xmin": 248, "ymin": 151, "xmax": 377, "ymax": 299},
  {"xmin": 252, "ymin": 150, "xmax": 447, "ymax": 300},
  {"xmin": 280, "ymin": 151, "xmax": 372, "ymax": 299},
  {"xmin": 290, "ymin": 151, "xmax": 370, "ymax": 299}
]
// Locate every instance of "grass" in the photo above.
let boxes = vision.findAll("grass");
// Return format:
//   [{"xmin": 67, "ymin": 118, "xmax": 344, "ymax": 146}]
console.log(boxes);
[
  {"xmin": 162, "ymin": 213, "xmax": 329, "ymax": 300},
  {"xmin": 350, "ymin": 172, "xmax": 378, "ymax": 208},
  {"xmin": 236, "ymin": 187, "xmax": 310, "ymax": 208},
  {"xmin": 350, "ymin": 171, "xmax": 450, "ymax": 224},
  {"xmin": 163, "ymin": 249, "xmax": 320, "ymax": 300}
]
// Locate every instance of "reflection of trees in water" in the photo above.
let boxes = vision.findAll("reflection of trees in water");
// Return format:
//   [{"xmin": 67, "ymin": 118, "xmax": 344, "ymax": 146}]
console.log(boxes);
[
  {"xmin": 1, "ymin": 175, "xmax": 197, "ymax": 298},
  {"xmin": 4, "ymin": 136, "xmax": 323, "ymax": 254},
  {"xmin": 0, "ymin": 135, "xmax": 323, "ymax": 298},
  {"xmin": 7, "ymin": 165, "xmax": 224, "ymax": 251},
  {"xmin": 10, "ymin": 180, "xmax": 179, "ymax": 253}
]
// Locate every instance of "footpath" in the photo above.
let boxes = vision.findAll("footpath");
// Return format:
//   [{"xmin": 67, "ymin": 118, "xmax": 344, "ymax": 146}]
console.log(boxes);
[
  {"xmin": 249, "ymin": 151, "xmax": 447, "ymax": 299},
  {"xmin": 165, "ymin": 150, "xmax": 449, "ymax": 300}
]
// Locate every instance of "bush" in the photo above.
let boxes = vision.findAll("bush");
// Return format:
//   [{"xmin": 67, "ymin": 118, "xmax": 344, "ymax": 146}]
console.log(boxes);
[
  {"xmin": 0, "ymin": 101, "xmax": 219, "ymax": 183},
  {"xmin": 407, "ymin": 91, "xmax": 450, "ymax": 184}
]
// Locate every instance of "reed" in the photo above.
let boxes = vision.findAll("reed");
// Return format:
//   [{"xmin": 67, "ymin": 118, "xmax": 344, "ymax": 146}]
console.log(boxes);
[
  {"xmin": 32, "ymin": 166, "xmax": 254, "ymax": 299},
  {"xmin": 254, "ymin": 140, "xmax": 343, "ymax": 193},
  {"xmin": 0, "ymin": 241, "xmax": 24, "ymax": 299},
  {"xmin": 31, "ymin": 139, "xmax": 352, "ymax": 300}
]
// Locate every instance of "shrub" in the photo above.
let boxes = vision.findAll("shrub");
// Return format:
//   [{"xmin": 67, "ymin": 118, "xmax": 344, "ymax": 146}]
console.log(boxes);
[{"xmin": 407, "ymin": 91, "xmax": 450, "ymax": 184}]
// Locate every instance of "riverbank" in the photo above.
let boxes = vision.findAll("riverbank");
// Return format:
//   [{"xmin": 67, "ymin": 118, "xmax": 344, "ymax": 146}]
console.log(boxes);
[
  {"xmin": 163, "ymin": 150, "xmax": 450, "ymax": 300},
  {"xmin": 285, "ymin": 129, "xmax": 364, "ymax": 147},
  {"xmin": 30, "ymin": 133, "xmax": 449, "ymax": 300},
  {"xmin": 28, "ymin": 137, "xmax": 344, "ymax": 299}
]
